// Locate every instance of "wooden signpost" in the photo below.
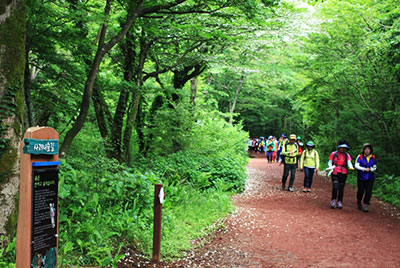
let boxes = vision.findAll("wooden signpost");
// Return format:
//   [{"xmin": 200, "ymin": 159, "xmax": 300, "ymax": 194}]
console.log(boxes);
[
  {"xmin": 16, "ymin": 127, "xmax": 60, "ymax": 268},
  {"xmin": 152, "ymin": 184, "xmax": 164, "ymax": 262}
]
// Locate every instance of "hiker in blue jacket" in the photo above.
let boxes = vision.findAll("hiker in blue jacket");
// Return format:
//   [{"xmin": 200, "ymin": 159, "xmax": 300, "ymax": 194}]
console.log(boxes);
[{"xmin": 355, "ymin": 143, "xmax": 377, "ymax": 212}]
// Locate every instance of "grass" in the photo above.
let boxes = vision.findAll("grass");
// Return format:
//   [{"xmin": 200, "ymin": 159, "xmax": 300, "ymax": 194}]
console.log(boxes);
[{"xmin": 159, "ymin": 188, "xmax": 234, "ymax": 260}]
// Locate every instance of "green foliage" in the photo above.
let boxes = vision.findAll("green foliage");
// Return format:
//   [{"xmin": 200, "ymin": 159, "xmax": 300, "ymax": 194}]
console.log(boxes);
[
  {"xmin": 145, "ymin": 99, "xmax": 194, "ymax": 156},
  {"xmin": 58, "ymin": 155, "xmax": 156, "ymax": 266},
  {"xmin": 293, "ymin": 0, "xmax": 400, "ymax": 175},
  {"xmin": 47, "ymin": 116, "xmax": 247, "ymax": 265},
  {"xmin": 159, "ymin": 188, "xmax": 233, "ymax": 259},
  {"xmin": 374, "ymin": 175, "xmax": 400, "ymax": 207},
  {"xmin": 149, "ymin": 110, "xmax": 248, "ymax": 192},
  {"xmin": 0, "ymin": 236, "xmax": 16, "ymax": 267}
]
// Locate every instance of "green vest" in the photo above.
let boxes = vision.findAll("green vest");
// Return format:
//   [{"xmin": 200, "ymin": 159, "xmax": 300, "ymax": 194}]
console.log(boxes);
[{"xmin": 282, "ymin": 143, "xmax": 298, "ymax": 164}]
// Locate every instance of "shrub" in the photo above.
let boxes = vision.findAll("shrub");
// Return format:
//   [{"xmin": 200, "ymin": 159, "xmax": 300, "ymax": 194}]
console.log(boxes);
[{"xmin": 374, "ymin": 175, "xmax": 400, "ymax": 207}]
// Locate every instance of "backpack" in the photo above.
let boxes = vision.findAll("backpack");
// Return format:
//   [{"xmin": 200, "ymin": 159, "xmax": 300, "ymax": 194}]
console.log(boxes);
[
  {"xmin": 303, "ymin": 149, "xmax": 314, "ymax": 161},
  {"xmin": 332, "ymin": 151, "xmax": 349, "ymax": 167},
  {"xmin": 285, "ymin": 142, "xmax": 298, "ymax": 152},
  {"xmin": 359, "ymin": 154, "xmax": 375, "ymax": 162}
]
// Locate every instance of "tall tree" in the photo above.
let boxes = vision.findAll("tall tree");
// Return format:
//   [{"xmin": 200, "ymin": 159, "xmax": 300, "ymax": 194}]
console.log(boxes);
[
  {"xmin": 59, "ymin": 0, "xmax": 189, "ymax": 157},
  {"xmin": 0, "ymin": 0, "xmax": 25, "ymax": 239}
]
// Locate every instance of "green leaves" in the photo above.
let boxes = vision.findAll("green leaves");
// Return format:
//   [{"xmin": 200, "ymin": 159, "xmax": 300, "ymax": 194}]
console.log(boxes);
[{"xmin": 290, "ymin": 0, "xmax": 400, "ymax": 173}]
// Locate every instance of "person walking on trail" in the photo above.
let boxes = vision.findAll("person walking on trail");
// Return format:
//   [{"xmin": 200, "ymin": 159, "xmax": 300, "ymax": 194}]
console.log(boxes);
[
  {"xmin": 259, "ymin": 138, "xmax": 265, "ymax": 154},
  {"xmin": 299, "ymin": 141, "xmax": 320, "ymax": 192},
  {"xmin": 266, "ymin": 136, "xmax": 275, "ymax": 163},
  {"xmin": 328, "ymin": 140, "xmax": 354, "ymax": 209},
  {"xmin": 278, "ymin": 134, "xmax": 287, "ymax": 163},
  {"xmin": 281, "ymin": 134, "xmax": 299, "ymax": 192},
  {"xmin": 296, "ymin": 136, "xmax": 304, "ymax": 170},
  {"xmin": 355, "ymin": 143, "xmax": 377, "ymax": 212},
  {"xmin": 273, "ymin": 137, "xmax": 279, "ymax": 162},
  {"xmin": 248, "ymin": 138, "xmax": 253, "ymax": 152},
  {"xmin": 252, "ymin": 138, "xmax": 258, "ymax": 153}
]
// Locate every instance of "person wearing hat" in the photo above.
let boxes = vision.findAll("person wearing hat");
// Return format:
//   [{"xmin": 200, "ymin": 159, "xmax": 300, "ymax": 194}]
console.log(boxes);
[
  {"xmin": 328, "ymin": 140, "xmax": 354, "ymax": 209},
  {"xmin": 281, "ymin": 134, "xmax": 299, "ymax": 192},
  {"xmin": 355, "ymin": 143, "xmax": 377, "ymax": 212},
  {"xmin": 299, "ymin": 141, "xmax": 320, "ymax": 192},
  {"xmin": 266, "ymin": 136, "xmax": 275, "ymax": 163}
]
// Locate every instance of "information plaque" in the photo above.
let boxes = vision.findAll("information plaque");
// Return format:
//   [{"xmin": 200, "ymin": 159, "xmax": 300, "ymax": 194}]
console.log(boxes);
[{"xmin": 31, "ymin": 168, "xmax": 59, "ymax": 268}]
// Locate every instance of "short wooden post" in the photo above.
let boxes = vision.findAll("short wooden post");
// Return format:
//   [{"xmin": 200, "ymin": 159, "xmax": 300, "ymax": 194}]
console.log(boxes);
[
  {"xmin": 16, "ymin": 127, "xmax": 60, "ymax": 268},
  {"xmin": 152, "ymin": 184, "xmax": 164, "ymax": 262}
]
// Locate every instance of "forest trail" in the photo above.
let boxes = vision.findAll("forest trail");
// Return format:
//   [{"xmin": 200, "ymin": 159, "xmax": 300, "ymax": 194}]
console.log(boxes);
[{"xmin": 120, "ymin": 154, "xmax": 400, "ymax": 267}]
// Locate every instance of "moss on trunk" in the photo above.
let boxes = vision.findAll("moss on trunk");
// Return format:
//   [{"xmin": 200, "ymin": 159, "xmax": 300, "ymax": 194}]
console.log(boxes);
[{"xmin": 0, "ymin": 0, "xmax": 25, "ymax": 237}]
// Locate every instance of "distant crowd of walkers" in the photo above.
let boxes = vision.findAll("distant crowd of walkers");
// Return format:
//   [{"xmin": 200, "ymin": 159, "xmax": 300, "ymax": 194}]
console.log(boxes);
[{"xmin": 248, "ymin": 135, "xmax": 377, "ymax": 212}]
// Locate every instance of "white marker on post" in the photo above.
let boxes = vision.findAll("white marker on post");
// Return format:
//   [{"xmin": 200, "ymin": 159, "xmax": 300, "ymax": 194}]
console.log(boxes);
[{"xmin": 159, "ymin": 187, "xmax": 165, "ymax": 204}]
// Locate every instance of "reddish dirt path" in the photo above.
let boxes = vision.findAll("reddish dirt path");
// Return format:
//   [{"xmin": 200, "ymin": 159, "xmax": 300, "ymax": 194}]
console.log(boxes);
[
  {"xmin": 120, "ymin": 155, "xmax": 400, "ymax": 267},
  {"xmin": 227, "ymin": 155, "xmax": 400, "ymax": 267}
]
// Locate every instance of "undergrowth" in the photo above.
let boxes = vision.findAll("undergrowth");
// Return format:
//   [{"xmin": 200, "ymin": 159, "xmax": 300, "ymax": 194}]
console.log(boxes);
[{"xmin": 0, "ymin": 117, "xmax": 248, "ymax": 266}]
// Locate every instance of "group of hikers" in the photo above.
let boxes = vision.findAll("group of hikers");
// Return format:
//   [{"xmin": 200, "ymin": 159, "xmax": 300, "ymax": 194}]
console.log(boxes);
[{"xmin": 248, "ymin": 134, "xmax": 377, "ymax": 212}]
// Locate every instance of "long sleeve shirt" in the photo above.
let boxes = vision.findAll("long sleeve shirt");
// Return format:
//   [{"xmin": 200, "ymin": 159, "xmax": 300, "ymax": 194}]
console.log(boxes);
[
  {"xmin": 355, "ymin": 154, "xmax": 377, "ymax": 181},
  {"xmin": 266, "ymin": 140, "xmax": 275, "ymax": 151},
  {"xmin": 300, "ymin": 149, "xmax": 320, "ymax": 169}
]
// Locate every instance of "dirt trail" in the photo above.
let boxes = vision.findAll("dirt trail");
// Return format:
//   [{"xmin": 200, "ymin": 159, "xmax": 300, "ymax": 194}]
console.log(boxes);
[{"xmin": 120, "ymin": 155, "xmax": 400, "ymax": 267}]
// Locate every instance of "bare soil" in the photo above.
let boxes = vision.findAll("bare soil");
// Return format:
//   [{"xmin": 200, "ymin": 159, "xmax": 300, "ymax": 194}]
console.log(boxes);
[{"xmin": 119, "ymin": 154, "xmax": 400, "ymax": 267}]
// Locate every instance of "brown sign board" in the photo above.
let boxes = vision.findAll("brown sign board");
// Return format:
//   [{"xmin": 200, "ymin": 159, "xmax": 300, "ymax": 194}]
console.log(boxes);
[{"xmin": 16, "ymin": 127, "xmax": 60, "ymax": 268}]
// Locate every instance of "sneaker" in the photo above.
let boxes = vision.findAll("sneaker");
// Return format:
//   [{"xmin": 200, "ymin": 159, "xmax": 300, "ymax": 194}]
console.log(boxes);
[
  {"xmin": 282, "ymin": 184, "xmax": 286, "ymax": 190},
  {"xmin": 331, "ymin": 200, "xmax": 336, "ymax": 209},
  {"xmin": 363, "ymin": 205, "xmax": 369, "ymax": 213},
  {"xmin": 337, "ymin": 201, "xmax": 343, "ymax": 209},
  {"xmin": 357, "ymin": 201, "xmax": 362, "ymax": 210},
  {"xmin": 302, "ymin": 188, "xmax": 307, "ymax": 192},
  {"xmin": 288, "ymin": 187, "xmax": 294, "ymax": 192},
  {"xmin": 307, "ymin": 188, "xmax": 311, "ymax": 192}
]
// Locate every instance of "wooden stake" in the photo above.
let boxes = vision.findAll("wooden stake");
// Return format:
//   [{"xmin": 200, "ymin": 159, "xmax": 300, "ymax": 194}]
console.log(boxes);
[{"xmin": 152, "ymin": 184, "xmax": 163, "ymax": 262}]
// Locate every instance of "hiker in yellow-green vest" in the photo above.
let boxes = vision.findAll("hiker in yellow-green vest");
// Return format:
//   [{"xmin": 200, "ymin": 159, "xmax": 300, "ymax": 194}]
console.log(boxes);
[
  {"xmin": 299, "ymin": 141, "xmax": 320, "ymax": 192},
  {"xmin": 281, "ymin": 134, "xmax": 298, "ymax": 192}
]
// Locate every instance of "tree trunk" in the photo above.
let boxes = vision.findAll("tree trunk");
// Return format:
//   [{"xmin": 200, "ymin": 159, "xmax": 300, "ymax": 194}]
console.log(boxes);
[
  {"xmin": 109, "ymin": 33, "xmax": 136, "ymax": 161},
  {"xmin": 173, "ymin": 64, "xmax": 205, "ymax": 89},
  {"xmin": 0, "ymin": 0, "xmax": 25, "ymax": 239},
  {"xmin": 92, "ymin": 83, "xmax": 112, "ymax": 140},
  {"xmin": 190, "ymin": 77, "xmax": 198, "ymax": 111},
  {"xmin": 229, "ymin": 75, "xmax": 244, "ymax": 124},
  {"xmin": 23, "ymin": 47, "xmax": 35, "ymax": 127},
  {"xmin": 136, "ymin": 104, "xmax": 145, "ymax": 155},
  {"xmin": 123, "ymin": 90, "xmax": 141, "ymax": 162},
  {"xmin": 59, "ymin": 0, "xmax": 111, "ymax": 157},
  {"xmin": 60, "ymin": 0, "xmax": 145, "ymax": 157},
  {"xmin": 283, "ymin": 115, "xmax": 287, "ymax": 130},
  {"xmin": 122, "ymin": 31, "xmax": 148, "ymax": 162}
]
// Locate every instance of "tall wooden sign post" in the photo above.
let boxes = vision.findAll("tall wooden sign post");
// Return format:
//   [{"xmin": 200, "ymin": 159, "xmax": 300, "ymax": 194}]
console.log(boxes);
[{"xmin": 16, "ymin": 127, "xmax": 60, "ymax": 268}]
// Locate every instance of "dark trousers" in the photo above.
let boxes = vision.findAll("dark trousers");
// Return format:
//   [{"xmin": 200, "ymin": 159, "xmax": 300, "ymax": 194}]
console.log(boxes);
[
  {"xmin": 266, "ymin": 151, "xmax": 273, "ymax": 162},
  {"xmin": 276, "ymin": 150, "xmax": 281, "ymax": 162},
  {"xmin": 282, "ymin": 163, "xmax": 296, "ymax": 188},
  {"xmin": 303, "ymin": 167, "xmax": 315, "ymax": 188},
  {"xmin": 357, "ymin": 179, "xmax": 374, "ymax": 205},
  {"xmin": 331, "ymin": 173, "xmax": 347, "ymax": 202}
]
